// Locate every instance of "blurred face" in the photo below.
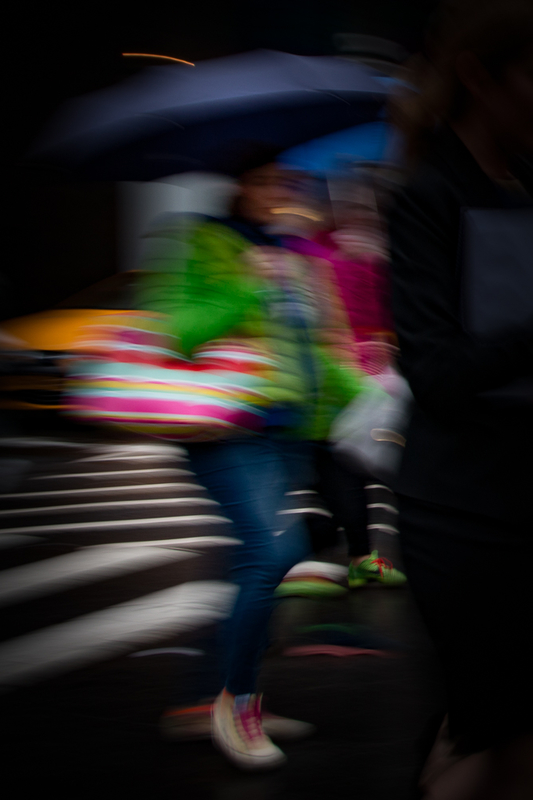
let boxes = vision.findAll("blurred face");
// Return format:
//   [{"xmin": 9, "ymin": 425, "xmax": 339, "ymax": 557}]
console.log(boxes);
[{"xmin": 237, "ymin": 163, "xmax": 305, "ymax": 225}]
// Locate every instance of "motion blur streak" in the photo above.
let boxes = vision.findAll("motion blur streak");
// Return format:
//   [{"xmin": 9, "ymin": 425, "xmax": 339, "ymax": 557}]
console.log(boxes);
[
  {"xmin": 122, "ymin": 53, "xmax": 195, "ymax": 66},
  {"xmin": 0, "ymin": 581, "xmax": 238, "ymax": 688},
  {"xmin": 0, "ymin": 547, "xmax": 198, "ymax": 606}
]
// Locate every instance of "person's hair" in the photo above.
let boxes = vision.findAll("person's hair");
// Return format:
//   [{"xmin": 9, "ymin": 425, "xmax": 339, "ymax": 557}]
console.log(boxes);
[
  {"xmin": 391, "ymin": 0, "xmax": 533, "ymax": 165},
  {"xmin": 221, "ymin": 140, "xmax": 284, "ymax": 217}
]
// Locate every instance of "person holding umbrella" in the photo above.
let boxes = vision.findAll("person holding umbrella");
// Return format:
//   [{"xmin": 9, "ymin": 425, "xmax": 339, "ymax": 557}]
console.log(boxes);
[
  {"xmin": 27, "ymin": 48, "xmax": 391, "ymax": 772},
  {"xmin": 136, "ymin": 143, "xmax": 365, "ymax": 770},
  {"xmin": 270, "ymin": 177, "xmax": 407, "ymax": 598}
]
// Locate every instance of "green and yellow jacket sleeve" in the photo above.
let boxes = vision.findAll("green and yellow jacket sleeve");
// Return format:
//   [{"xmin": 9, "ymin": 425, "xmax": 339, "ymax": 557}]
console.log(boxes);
[
  {"xmin": 136, "ymin": 216, "xmax": 366, "ymax": 440},
  {"xmin": 136, "ymin": 220, "xmax": 264, "ymax": 357}
]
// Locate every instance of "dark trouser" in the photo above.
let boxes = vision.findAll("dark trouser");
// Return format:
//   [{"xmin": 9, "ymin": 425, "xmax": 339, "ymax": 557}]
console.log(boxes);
[
  {"xmin": 398, "ymin": 494, "xmax": 533, "ymax": 756},
  {"xmin": 177, "ymin": 435, "xmax": 311, "ymax": 699},
  {"xmin": 306, "ymin": 442, "xmax": 370, "ymax": 558}
]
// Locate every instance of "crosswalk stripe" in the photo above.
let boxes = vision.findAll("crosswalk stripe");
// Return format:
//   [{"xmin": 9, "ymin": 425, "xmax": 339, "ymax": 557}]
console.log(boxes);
[
  {"xmin": 0, "ymin": 496, "xmax": 218, "ymax": 517},
  {"xmin": 277, "ymin": 507, "xmax": 333, "ymax": 518},
  {"xmin": 31, "ymin": 468, "xmax": 193, "ymax": 480},
  {"xmin": 93, "ymin": 536, "xmax": 242, "ymax": 549},
  {"xmin": 0, "ymin": 548, "xmax": 198, "ymax": 607},
  {"xmin": 367, "ymin": 523, "xmax": 399, "ymax": 534},
  {"xmin": 0, "ymin": 514, "xmax": 231, "ymax": 536},
  {"xmin": 0, "ymin": 581, "xmax": 238, "ymax": 688},
  {"xmin": 367, "ymin": 503, "xmax": 398, "ymax": 513},
  {"xmin": 0, "ymin": 482, "xmax": 198, "ymax": 500},
  {"xmin": 70, "ymin": 443, "xmax": 185, "ymax": 458},
  {"xmin": 0, "ymin": 535, "xmax": 43, "ymax": 549},
  {"xmin": 71, "ymin": 453, "xmax": 185, "ymax": 464},
  {"xmin": 0, "ymin": 438, "xmax": 84, "ymax": 449},
  {"xmin": 130, "ymin": 647, "xmax": 204, "ymax": 657}
]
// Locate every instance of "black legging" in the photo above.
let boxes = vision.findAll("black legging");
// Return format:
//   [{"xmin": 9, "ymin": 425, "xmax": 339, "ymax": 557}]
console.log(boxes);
[
  {"xmin": 398, "ymin": 494, "xmax": 533, "ymax": 756},
  {"xmin": 306, "ymin": 442, "xmax": 370, "ymax": 558}
]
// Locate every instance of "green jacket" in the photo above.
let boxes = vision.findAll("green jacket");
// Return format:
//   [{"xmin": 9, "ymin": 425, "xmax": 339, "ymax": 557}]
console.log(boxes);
[{"xmin": 136, "ymin": 216, "xmax": 363, "ymax": 440}]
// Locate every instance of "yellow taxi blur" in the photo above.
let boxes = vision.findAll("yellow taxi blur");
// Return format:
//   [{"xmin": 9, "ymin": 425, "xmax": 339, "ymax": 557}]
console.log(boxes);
[{"xmin": 0, "ymin": 272, "xmax": 139, "ymax": 410}]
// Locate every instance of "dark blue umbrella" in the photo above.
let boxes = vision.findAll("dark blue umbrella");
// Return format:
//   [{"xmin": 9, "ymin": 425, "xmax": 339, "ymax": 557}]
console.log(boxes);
[
  {"xmin": 29, "ymin": 50, "xmax": 390, "ymax": 181},
  {"xmin": 279, "ymin": 120, "xmax": 404, "ymax": 173}
]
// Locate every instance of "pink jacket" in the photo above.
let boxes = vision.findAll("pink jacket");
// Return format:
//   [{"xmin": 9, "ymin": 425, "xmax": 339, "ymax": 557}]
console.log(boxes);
[
  {"xmin": 284, "ymin": 232, "xmax": 394, "ymax": 340},
  {"xmin": 284, "ymin": 232, "xmax": 396, "ymax": 376}
]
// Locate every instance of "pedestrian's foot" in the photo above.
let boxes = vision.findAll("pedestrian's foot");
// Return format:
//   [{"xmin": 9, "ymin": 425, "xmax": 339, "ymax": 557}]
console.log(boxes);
[
  {"xmin": 212, "ymin": 689, "xmax": 287, "ymax": 770},
  {"xmin": 348, "ymin": 550, "xmax": 407, "ymax": 588},
  {"xmin": 160, "ymin": 701, "xmax": 315, "ymax": 743},
  {"xmin": 274, "ymin": 561, "xmax": 348, "ymax": 599}
]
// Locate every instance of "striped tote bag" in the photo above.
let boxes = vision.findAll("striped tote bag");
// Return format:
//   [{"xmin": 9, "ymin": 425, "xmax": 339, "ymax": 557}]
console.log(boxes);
[{"xmin": 63, "ymin": 313, "xmax": 277, "ymax": 441}]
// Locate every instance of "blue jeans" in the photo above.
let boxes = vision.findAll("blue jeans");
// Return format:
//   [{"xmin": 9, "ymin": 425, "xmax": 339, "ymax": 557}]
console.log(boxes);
[{"xmin": 180, "ymin": 434, "xmax": 312, "ymax": 698}]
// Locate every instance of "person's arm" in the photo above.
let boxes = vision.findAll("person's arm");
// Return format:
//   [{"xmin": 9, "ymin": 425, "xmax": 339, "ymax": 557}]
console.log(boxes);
[
  {"xmin": 389, "ymin": 171, "xmax": 533, "ymax": 421},
  {"xmin": 136, "ymin": 221, "xmax": 262, "ymax": 357}
]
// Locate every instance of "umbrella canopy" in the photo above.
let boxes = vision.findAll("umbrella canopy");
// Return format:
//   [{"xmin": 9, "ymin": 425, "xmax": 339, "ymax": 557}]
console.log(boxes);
[
  {"xmin": 29, "ymin": 50, "xmax": 390, "ymax": 181},
  {"xmin": 279, "ymin": 120, "xmax": 403, "ymax": 173}
]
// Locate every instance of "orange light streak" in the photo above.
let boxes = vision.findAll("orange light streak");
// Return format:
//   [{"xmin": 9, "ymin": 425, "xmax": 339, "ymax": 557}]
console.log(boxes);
[{"xmin": 122, "ymin": 53, "xmax": 195, "ymax": 66}]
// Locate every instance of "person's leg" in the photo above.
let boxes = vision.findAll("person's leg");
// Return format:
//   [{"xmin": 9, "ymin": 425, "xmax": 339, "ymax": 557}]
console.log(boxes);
[
  {"xmin": 398, "ymin": 495, "xmax": 533, "ymax": 795},
  {"xmin": 311, "ymin": 444, "xmax": 407, "ymax": 587},
  {"xmin": 274, "ymin": 441, "xmax": 356, "ymax": 597},
  {"xmin": 312, "ymin": 442, "xmax": 370, "ymax": 558},
  {"xmin": 162, "ymin": 438, "xmax": 312, "ymax": 738},
  {"xmin": 186, "ymin": 436, "xmax": 313, "ymax": 768},
  {"xmin": 186, "ymin": 438, "xmax": 310, "ymax": 695}
]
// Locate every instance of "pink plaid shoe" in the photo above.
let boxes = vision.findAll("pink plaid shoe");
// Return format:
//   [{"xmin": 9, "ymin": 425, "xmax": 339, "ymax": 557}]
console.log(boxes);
[{"xmin": 212, "ymin": 689, "xmax": 287, "ymax": 770}]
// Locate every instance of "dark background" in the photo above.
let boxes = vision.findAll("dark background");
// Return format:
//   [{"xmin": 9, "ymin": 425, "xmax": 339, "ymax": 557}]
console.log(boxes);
[{"xmin": 5, "ymin": 1, "xmax": 438, "ymax": 320}]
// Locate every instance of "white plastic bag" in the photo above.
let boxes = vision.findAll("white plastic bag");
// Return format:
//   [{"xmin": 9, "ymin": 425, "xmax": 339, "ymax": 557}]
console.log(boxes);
[{"xmin": 329, "ymin": 368, "xmax": 413, "ymax": 485}]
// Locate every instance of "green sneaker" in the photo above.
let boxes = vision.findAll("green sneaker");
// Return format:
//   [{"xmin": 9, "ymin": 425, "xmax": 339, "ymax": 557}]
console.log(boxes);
[
  {"xmin": 348, "ymin": 551, "xmax": 407, "ymax": 589},
  {"xmin": 274, "ymin": 578, "xmax": 348, "ymax": 599}
]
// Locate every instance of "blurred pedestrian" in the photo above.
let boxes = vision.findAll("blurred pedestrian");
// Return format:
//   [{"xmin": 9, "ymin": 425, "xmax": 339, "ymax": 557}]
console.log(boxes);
[
  {"xmin": 389, "ymin": 1, "xmax": 533, "ymax": 796},
  {"xmin": 136, "ymin": 145, "xmax": 364, "ymax": 769},
  {"xmin": 274, "ymin": 181, "xmax": 406, "ymax": 596}
]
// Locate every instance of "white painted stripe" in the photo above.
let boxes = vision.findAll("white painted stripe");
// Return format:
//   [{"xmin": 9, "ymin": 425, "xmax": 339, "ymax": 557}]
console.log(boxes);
[
  {"xmin": 0, "ymin": 440, "xmax": 184, "ymax": 456},
  {"xmin": 365, "ymin": 484, "xmax": 391, "ymax": 491},
  {"xmin": 367, "ymin": 523, "xmax": 399, "ymax": 534},
  {"xmin": 130, "ymin": 648, "xmax": 204, "ymax": 657},
  {"xmin": 277, "ymin": 508, "xmax": 333, "ymax": 518},
  {"xmin": 31, "ymin": 467, "xmax": 193, "ymax": 480},
  {"xmin": 367, "ymin": 503, "xmax": 398, "ymax": 513},
  {"xmin": 285, "ymin": 490, "xmax": 318, "ymax": 496},
  {"xmin": 93, "ymin": 536, "xmax": 242, "ymax": 549},
  {"xmin": 0, "ymin": 581, "xmax": 238, "ymax": 687},
  {"xmin": 0, "ymin": 535, "xmax": 43, "ymax": 549},
  {"xmin": 0, "ymin": 438, "xmax": 83, "ymax": 449},
  {"xmin": 0, "ymin": 496, "xmax": 218, "ymax": 517},
  {"xmin": 0, "ymin": 515, "xmax": 231, "ymax": 536},
  {"xmin": 72, "ymin": 453, "xmax": 185, "ymax": 464},
  {"xmin": 72, "ymin": 443, "xmax": 185, "ymax": 461},
  {"xmin": 0, "ymin": 548, "xmax": 197, "ymax": 607},
  {"xmin": 0, "ymin": 482, "xmax": 199, "ymax": 500}
]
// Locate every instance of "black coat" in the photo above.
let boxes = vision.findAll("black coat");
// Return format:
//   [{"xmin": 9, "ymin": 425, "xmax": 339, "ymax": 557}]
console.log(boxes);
[{"xmin": 389, "ymin": 127, "xmax": 533, "ymax": 523}]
